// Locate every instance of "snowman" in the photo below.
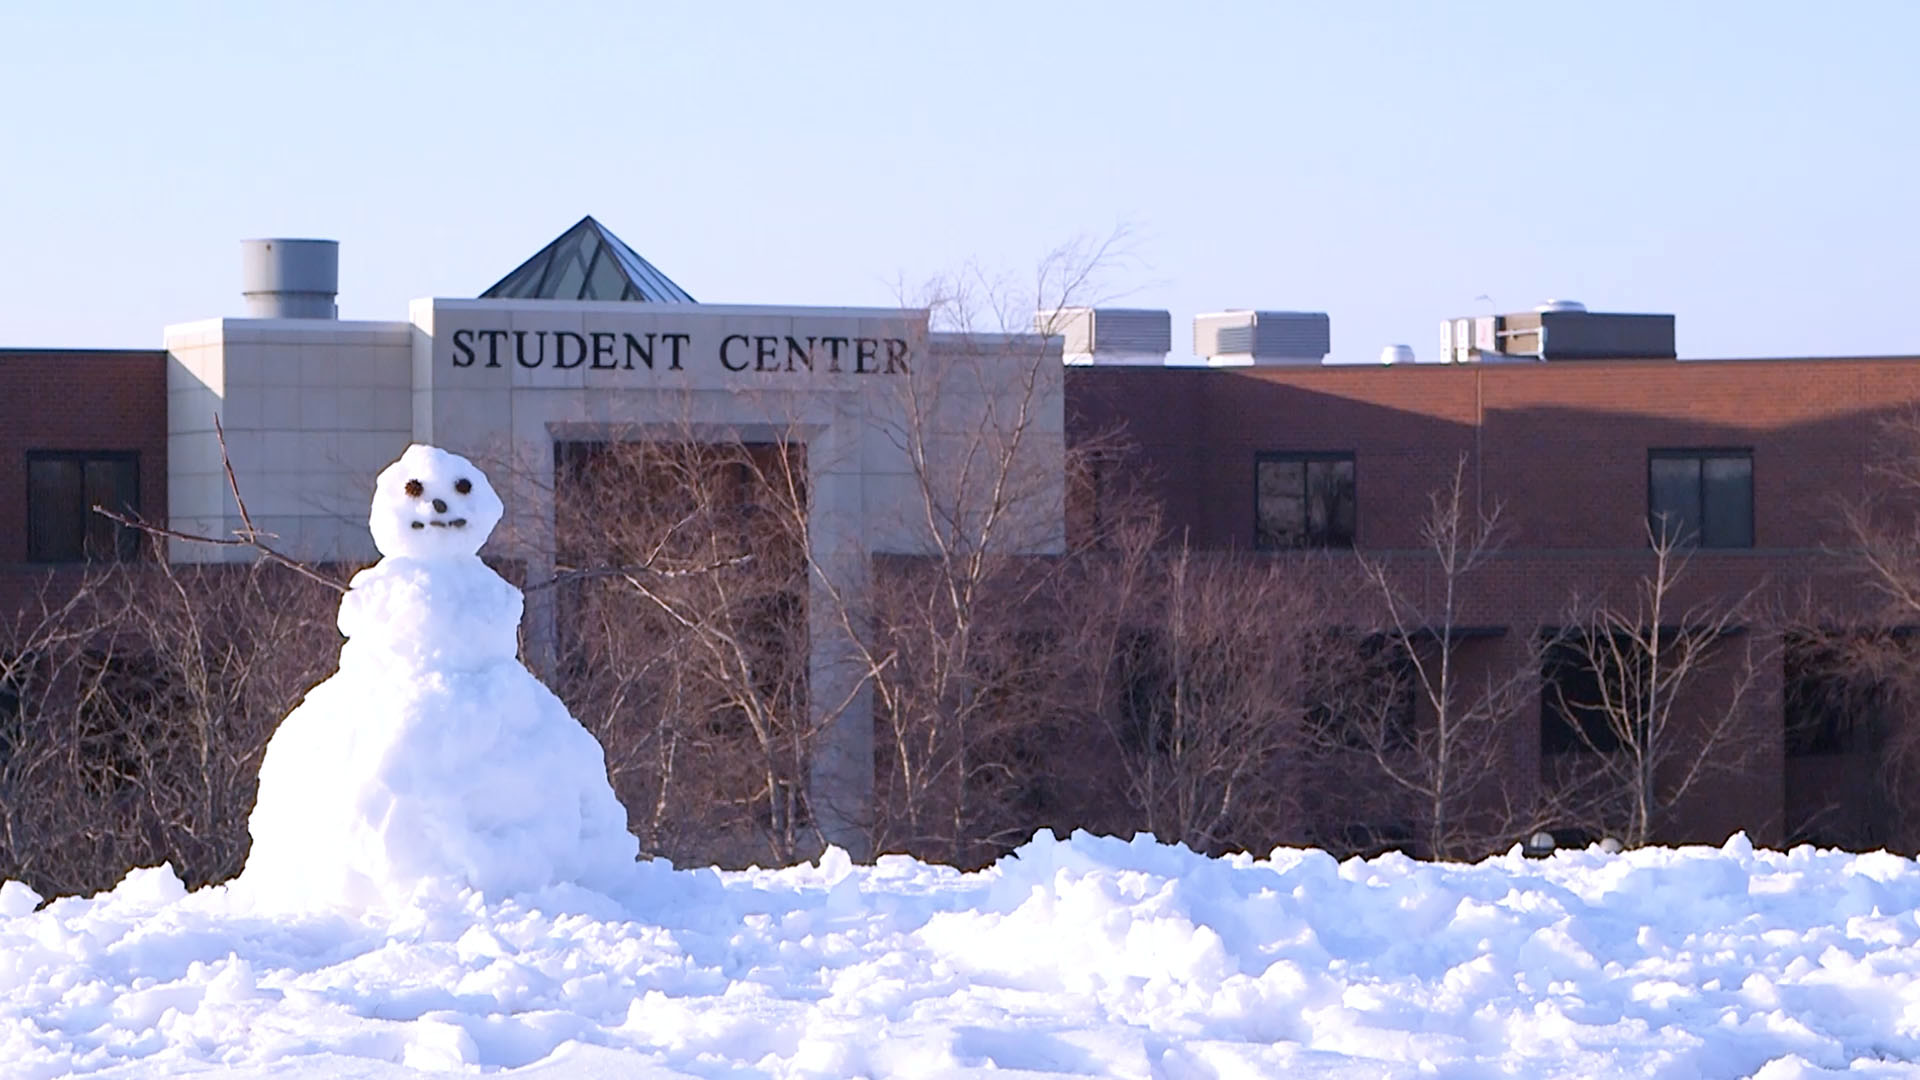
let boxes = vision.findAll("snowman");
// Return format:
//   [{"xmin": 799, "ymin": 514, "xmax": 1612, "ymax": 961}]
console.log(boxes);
[{"xmin": 240, "ymin": 444, "xmax": 637, "ymax": 910}]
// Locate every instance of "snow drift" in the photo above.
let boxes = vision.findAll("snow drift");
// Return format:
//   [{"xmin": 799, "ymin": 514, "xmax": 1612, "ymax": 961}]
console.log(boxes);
[{"xmin": 6, "ymin": 831, "xmax": 1920, "ymax": 1078}]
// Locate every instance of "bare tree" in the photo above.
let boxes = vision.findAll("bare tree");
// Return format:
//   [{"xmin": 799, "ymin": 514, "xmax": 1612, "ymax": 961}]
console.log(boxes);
[
  {"xmin": 549, "ymin": 437, "xmax": 824, "ymax": 867},
  {"xmin": 1548, "ymin": 524, "xmax": 1767, "ymax": 848},
  {"xmin": 1848, "ymin": 411, "xmax": 1920, "ymax": 626},
  {"xmin": 0, "ymin": 568, "xmax": 130, "ymax": 893},
  {"xmin": 795, "ymin": 234, "xmax": 1140, "ymax": 865},
  {"xmin": 1311, "ymin": 457, "xmax": 1559, "ymax": 860},
  {"xmin": 0, "ymin": 557, "xmax": 341, "ymax": 896},
  {"xmin": 1821, "ymin": 409, "xmax": 1920, "ymax": 845},
  {"xmin": 533, "ymin": 402, "xmax": 1083, "ymax": 869},
  {"xmin": 1769, "ymin": 622, "xmax": 1907, "ymax": 848},
  {"xmin": 95, "ymin": 417, "xmax": 348, "ymax": 594},
  {"xmin": 0, "ymin": 423, "xmax": 365, "ymax": 896},
  {"xmin": 1106, "ymin": 539, "xmax": 1324, "ymax": 852}
]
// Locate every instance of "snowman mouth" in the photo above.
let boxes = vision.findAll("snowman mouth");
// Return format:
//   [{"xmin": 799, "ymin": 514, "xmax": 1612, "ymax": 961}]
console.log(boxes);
[{"xmin": 409, "ymin": 519, "xmax": 470, "ymax": 530}]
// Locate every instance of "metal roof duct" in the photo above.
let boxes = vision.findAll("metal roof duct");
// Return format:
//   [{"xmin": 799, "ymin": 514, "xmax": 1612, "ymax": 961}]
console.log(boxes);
[
  {"xmin": 1194, "ymin": 310, "xmax": 1330, "ymax": 365},
  {"xmin": 1041, "ymin": 307, "xmax": 1172, "ymax": 365},
  {"xmin": 241, "ymin": 238, "xmax": 339, "ymax": 319}
]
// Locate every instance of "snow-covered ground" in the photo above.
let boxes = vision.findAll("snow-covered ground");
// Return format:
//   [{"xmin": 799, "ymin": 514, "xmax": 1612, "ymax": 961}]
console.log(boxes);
[{"xmin": 6, "ymin": 830, "xmax": 1920, "ymax": 1079}]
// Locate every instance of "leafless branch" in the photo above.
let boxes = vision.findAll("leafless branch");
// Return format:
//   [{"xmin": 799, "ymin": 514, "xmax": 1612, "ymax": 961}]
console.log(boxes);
[
  {"xmin": 90, "ymin": 417, "xmax": 348, "ymax": 593},
  {"xmin": 1309, "ymin": 456, "xmax": 1563, "ymax": 860},
  {"xmin": 1548, "ymin": 523, "xmax": 1770, "ymax": 847}
]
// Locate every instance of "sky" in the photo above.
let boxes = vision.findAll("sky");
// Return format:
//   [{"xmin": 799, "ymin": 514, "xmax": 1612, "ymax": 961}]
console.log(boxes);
[{"xmin": 2, "ymin": 2, "xmax": 1916, "ymax": 362}]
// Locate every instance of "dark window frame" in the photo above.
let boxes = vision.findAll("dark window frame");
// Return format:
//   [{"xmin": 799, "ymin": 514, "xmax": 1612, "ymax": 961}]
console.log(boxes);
[
  {"xmin": 1782, "ymin": 631, "xmax": 1892, "ymax": 757},
  {"xmin": 1540, "ymin": 630, "xmax": 1645, "ymax": 755},
  {"xmin": 24, "ymin": 450, "xmax": 142, "ymax": 563},
  {"xmin": 0, "ymin": 652, "xmax": 32, "ymax": 773},
  {"xmin": 1254, "ymin": 451, "xmax": 1357, "ymax": 551},
  {"xmin": 1539, "ymin": 625, "xmax": 1737, "ymax": 755},
  {"xmin": 1305, "ymin": 630, "xmax": 1420, "ymax": 752},
  {"xmin": 1647, "ymin": 447, "xmax": 1754, "ymax": 549}
]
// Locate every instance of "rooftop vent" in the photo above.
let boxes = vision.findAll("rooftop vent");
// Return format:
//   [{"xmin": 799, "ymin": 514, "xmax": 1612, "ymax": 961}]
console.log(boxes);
[
  {"xmin": 1039, "ymin": 307, "xmax": 1171, "ymax": 365},
  {"xmin": 1440, "ymin": 303, "xmax": 1674, "ymax": 362},
  {"xmin": 1379, "ymin": 344, "xmax": 1415, "ymax": 365},
  {"xmin": 1194, "ymin": 311, "xmax": 1330, "ymax": 366},
  {"xmin": 241, "ymin": 238, "xmax": 338, "ymax": 319}
]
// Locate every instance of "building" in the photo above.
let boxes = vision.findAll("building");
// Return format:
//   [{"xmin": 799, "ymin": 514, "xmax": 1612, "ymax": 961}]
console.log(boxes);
[
  {"xmin": 1069, "ymin": 306, "xmax": 1920, "ymax": 850},
  {"xmin": 5, "ymin": 219, "xmax": 1919, "ymax": 854},
  {"xmin": 11, "ymin": 219, "xmax": 1066, "ymax": 855}
]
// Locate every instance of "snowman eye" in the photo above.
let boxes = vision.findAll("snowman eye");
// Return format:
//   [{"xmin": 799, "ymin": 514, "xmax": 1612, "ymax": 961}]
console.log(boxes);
[
  {"xmin": 404, "ymin": 479, "xmax": 424, "ymax": 497},
  {"xmin": 454, "ymin": 478, "xmax": 472, "ymax": 495}
]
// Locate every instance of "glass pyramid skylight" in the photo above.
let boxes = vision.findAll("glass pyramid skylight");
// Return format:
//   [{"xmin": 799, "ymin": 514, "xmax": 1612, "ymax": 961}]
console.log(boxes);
[{"xmin": 480, "ymin": 216, "xmax": 695, "ymax": 303}]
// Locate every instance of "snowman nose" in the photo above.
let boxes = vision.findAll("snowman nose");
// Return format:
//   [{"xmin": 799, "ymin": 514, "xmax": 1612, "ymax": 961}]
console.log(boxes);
[{"xmin": 432, "ymin": 498, "xmax": 447, "ymax": 513}]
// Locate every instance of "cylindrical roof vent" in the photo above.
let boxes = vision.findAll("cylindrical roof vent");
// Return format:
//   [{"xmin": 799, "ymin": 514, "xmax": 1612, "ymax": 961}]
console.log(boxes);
[
  {"xmin": 241, "ymin": 238, "xmax": 338, "ymax": 319},
  {"xmin": 1535, "ymin": 299, "xmax": 1586, "ymax": 313},
  {"xmin": 1379, "ymin": 344, "xmax": 1415, "ymax": 365}
]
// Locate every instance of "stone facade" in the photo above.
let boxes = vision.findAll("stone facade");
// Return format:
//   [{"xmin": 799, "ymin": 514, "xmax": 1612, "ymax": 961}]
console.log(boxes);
[{"xmin": 164, "ymin": 318, "xmax": 414, "ymax": 563}]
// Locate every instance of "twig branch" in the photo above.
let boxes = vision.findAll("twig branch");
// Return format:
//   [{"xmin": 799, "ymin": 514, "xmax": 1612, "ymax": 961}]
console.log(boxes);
[
  {"xmin": 87, "ymin": 417, "xmax": 349, "ymax": 592},
  {"xmin": 91, "ymin": 507, "xmax": 348, "ymax": 593},
  {"xmin": 528, "ymin": 555, "xmax": 755, "ymax": 593}
]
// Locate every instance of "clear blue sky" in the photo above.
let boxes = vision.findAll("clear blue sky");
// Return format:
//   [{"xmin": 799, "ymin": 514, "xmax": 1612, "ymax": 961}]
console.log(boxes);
[{"xmin": 3, "ymin": 2, "xmax": 1916, "ymax": 361}]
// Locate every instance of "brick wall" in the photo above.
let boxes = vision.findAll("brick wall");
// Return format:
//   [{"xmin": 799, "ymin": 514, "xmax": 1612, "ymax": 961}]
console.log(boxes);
[
  {"xmin": 0, "ymin": 349, "xmax": 169, "ymax": 601},
  {"xmin": 1069, "ymin": 357, "xmax": 1920, "ymax": 555},
  {"xmin": 1067, "ymin": 356, "xmax": 1920, "ymax": 848}
]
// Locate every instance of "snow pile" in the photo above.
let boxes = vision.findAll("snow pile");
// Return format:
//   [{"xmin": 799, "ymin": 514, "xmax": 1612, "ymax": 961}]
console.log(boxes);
[
  {"xmin": 6, "ymin": 832, "xmax": 1920, "ymax": 1078},
  {"xmin": 240, "ymin": 445, "xmax": 635, "ymax": 911}
]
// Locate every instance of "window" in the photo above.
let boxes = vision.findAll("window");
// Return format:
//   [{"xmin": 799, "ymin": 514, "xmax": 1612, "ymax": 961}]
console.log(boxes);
[
  {"xmin": 1783, "ymin": 632, "xmax": 1888, "ymax": 757},
  {"xmin": 1541, "ymin": 633, "xmax": 1640, "ymax": 754},
  {"xmin": 1648, "ymin": 450, "xmax": 1752, "ymax": 548},
  {"xmin": 26, "ymin": 452, "xmax": 141, "ymax": 562},
  {"xmin": 1256, "ymin": 453, "xmax": 1355, "ymax": 549},
  {"xmin": 0, "ymin": 653, "xmax": 28, "ymax": 771},
  {"xmin": 1305, "ymin": 632, "xmax": 1418, "ymax": 751}
]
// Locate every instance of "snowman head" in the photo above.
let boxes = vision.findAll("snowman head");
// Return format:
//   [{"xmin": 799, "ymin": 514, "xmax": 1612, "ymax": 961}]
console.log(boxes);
[{"xmin": 368, "ymin": 445, "xmax": 504, "ymax": 559}]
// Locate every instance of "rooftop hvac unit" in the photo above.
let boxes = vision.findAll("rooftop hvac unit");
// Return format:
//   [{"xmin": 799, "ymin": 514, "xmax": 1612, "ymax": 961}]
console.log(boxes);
[
  {"xmin": 1475, "ymin": 316, "xmax": 1499, "ymax": 352},
  {"xmin": 1437, "ymin": 315, "xmax": 1510, "ymax": 362},
  {"xmin": 1441, "ymin": 302, "xmax": 1676, "ymax": 362},
  {"xmin": 1194, "ymin": 310, "xmax": 1330, "ymax": 365},
  {"xmin": 1440, "ymin": 317, "xmax": 1477, "ymax": 363},
  {"xmin": 1038, "ymin": 307, "xmax": 1172, "ymax": 364}
]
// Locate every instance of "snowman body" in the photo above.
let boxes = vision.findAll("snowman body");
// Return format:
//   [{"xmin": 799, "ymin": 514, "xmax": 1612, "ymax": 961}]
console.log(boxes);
[{"xmin": 241, "ymin": 445, "xmax": 636, "ymax": 910}]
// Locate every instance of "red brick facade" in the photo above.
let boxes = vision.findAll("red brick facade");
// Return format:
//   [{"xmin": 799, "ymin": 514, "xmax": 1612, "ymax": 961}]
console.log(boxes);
[
  {"xmin": 1067, "ymin": 357, "xmax": 1920, "ymax": 850},
  {"xmin": 0, "ymin": 349, "xmax": 169, "ymax": 604},
  {"xmin": 1067, "ymin": 357, "xmax": 1920, "ymax": 554}
]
